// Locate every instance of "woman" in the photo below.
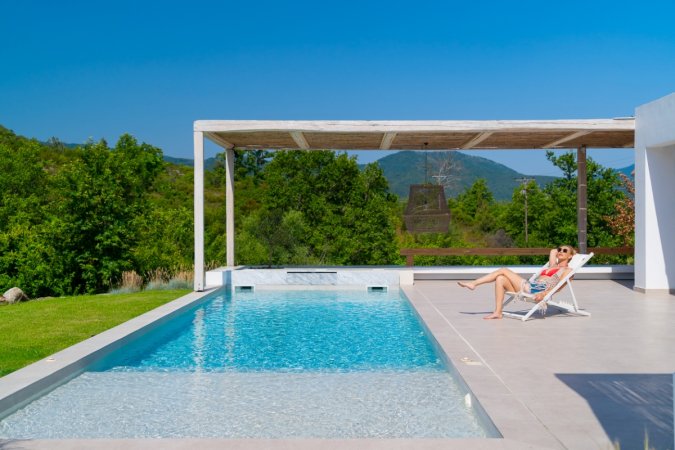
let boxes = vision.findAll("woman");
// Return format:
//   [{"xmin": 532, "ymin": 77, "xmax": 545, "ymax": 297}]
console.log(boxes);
[{"xmin": 458, "ymin": 246, "xmax": 576, "ymax": 320}]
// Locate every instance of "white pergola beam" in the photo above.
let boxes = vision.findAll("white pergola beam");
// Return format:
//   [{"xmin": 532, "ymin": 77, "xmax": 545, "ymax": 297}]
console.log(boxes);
[
  {"xmin": 543, "ymin": 131, "xmax": 591, "ymax": 148},
  {"xmin": 204, "ymin": 132, "xmax": 235, "ymax": 149},
  {"xmin": 194, "ymin": 119, "xmax": 635, "ymax": 134},
  {"xmin": 461, "ymin": 131, "xmax": 493, "ymax": 149},
  {"xmin": 380, "ymin": 132, "xmax": 397, "ymax": 150},
  {"xmin": 290, "ymin": 131, "xmax": 310, "ymax": 149}
]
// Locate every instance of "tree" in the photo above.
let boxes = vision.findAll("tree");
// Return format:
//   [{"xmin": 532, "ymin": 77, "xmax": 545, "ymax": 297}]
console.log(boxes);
[
  {"xmin": 132, "ymin": 206, "xmax": 193, "ymax": 275},
  {"xmin": 0, "ymin": 129, "xmax": 60, "ymax": 296},
  {"xmin": 209, "ymin": 149, "xmax": 271, "ymax": 187},
  {"xmin": 506, "ymin": 151, "xmax": 627, "ymax": 249},
  {"xmin": 604, "ymin": 173, "xmax": 635, "ymax": 246},
  {"xmin": 240, "ymin": 150, "xmax": 400, "ymax": 265},
  {"xmin": 236, "ymin": 209, "xmax": 313, "ymax": 265},
  {"xmin": 52, "ymin": 135, "xmax": 163, "ymax": 293},
  {"xmin": 451, "ymin": 179, "xmax": 499, "ymax": 232},
  {"xmin": 501, "ymin": 180, "xmax": 548, "ymax": 246}
]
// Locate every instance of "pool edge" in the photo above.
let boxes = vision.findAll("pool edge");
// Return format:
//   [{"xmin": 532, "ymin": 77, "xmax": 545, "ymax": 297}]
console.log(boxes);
[
  {"xmin": 400, "ymin": 287, "xmax": 503, "ymax": 439},
  {"xmin": 401, "ymin": 285, "xmax": 561, "ymax": 446},
  {"xmin": 0, "ymin": 289, "xmax": 218, "ymax": 419}
]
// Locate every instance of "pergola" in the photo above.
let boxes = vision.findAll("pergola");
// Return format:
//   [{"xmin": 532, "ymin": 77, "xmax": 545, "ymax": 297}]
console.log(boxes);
[{"xmin": 193, "ymin": 118, "xmax": 636, "ymax": 291}]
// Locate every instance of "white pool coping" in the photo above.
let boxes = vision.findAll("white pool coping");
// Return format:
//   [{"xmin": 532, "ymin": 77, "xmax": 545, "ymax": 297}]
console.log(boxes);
[
  {"xmin": 0, "ymin": 289, "xmax": 216, "ymax": 419},
  {"xmin": 206, "ymin": 265, "xmax": 635, "ymax": 291}
]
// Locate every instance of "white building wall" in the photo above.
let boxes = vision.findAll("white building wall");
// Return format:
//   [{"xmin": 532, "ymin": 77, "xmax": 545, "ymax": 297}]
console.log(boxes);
[{"xmin": 635, "ymin": 93, "xmax": 675, "ymax": 292}]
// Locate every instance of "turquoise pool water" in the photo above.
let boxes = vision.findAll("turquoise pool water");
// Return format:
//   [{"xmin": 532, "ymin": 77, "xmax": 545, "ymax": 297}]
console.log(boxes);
[{"xmin": 0, "ymin": 289, "xmax": 492, "ymax": 438}]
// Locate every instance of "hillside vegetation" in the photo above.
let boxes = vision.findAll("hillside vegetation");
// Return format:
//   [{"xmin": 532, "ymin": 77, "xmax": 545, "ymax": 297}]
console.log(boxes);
[{"xmin": 0, "ymin": 125, "xmax": 633, "ymax": 298}]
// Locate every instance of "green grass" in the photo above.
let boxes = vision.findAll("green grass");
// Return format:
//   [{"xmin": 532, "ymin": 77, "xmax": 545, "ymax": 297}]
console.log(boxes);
[{"xmin": 0, "ymin": 289, "xmax": 191, "ymax": 377}]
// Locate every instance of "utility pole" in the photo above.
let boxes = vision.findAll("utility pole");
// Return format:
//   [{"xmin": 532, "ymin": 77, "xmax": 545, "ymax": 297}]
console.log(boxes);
[
  {"xmin": 515, "ymin": 178, "xmax": 535, "ymax": 244},
  {"xmin": 423, "ymin": 142, "xmax": 429, "ymax": 184},
  {"xmin": 431, "ymin": 175, "xmax": 448, "ymax": 185}
]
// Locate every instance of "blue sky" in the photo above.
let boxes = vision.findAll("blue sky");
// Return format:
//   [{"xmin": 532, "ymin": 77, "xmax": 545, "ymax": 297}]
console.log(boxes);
[{"xmin": 2, "ymin": 1, "xmax": 674, "ymax": 176}]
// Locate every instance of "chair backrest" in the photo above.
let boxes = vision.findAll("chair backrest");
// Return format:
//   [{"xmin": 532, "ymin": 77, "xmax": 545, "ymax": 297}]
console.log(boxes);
[
  {"xmin": 569, "ymin": 253, "xmax": 593, "ymax": 270},
  {"xmin": 527, "ymin": 252, "xmax": 593, "ymax": 283},
  {"xmin": 551, "ymin": 252, "xmax": 593, "ymax": 293}
]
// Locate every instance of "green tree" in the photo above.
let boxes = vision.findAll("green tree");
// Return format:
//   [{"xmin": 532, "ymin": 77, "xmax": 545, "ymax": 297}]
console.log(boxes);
[
  {"xmin": 52, "ymin": 135, "xmax": 163, "ymax": 293},
  {"xmin": 132, "ymin": 206, "xmax": 193, "ymax": 275},
  {"xmin": 0, "ymin": 128, "xmax": 60, "ymax": 296},
  {"xmin": 604, "ymin": 173, "xmax": 635, "ymax": 246},
  {"xmin": 208, "ymin": 149, "xmax": 270, "ymax": 187},
  {"xmin": 236, "ymin": 209, "xmax": 313, "ymax": 265},
  {"xmin": 451, "ymin": 179, "xmax": 500, "ymax": 233},
  {"xmin": 241, "ymin": 150, "xmax": 399, "ymax": 265},
  {"xmin": 501, "ymin": 180, "xmax": 548, "ymax": 246},
  {"xmin": 541, "ymin": 151, "xmax": 624, "ymax": 247},
  {"xmin": 0, "ymin": 129, "xmax": 49, "ymax": 229},
  {"xmin": 502, "ymin": 151, "xmax": 627, "ymax": 250}
]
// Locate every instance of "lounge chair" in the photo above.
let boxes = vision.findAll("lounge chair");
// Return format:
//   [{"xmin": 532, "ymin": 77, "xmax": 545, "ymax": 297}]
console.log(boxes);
[{"xmin": 502, "ymin": 252, "xmax": 594, "ymax": 321}]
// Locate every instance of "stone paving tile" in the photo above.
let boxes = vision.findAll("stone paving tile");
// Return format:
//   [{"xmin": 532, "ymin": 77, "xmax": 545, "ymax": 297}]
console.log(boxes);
[{"xmin": 405, "ymin": 280, "xmax": 675, "ymax": 450}]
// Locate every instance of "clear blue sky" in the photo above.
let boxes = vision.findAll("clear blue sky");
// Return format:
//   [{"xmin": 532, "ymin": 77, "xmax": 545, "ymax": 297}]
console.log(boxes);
[{"xmin": 2, "ymin": 0, "xmax": 674, "ymax": 176}]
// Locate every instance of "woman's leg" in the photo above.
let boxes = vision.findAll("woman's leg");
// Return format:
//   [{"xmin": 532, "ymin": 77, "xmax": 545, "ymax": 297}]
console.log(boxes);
[
  {"xmin": 458, "ymin": 268, "xmax": 525, "ymax": 291},
  {"xmin": 484, "ymin": 274, "xmax": 518, "ymax": 319}
]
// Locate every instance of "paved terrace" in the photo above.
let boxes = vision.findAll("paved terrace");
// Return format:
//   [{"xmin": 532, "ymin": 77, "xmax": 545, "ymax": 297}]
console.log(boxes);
[
  {"xmin": 3, "ymin": 279, "xmax": 673, "ymax": 450},
  {"xmin": 404, "ymin": 279, "xmax": 675, "ymax": 449}
]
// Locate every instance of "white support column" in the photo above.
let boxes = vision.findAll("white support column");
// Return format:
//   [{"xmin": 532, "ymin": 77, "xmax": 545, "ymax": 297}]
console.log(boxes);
[
  {"xmin": 193, "ymin": 131, "xmax": 205, "ymax": 291},
  {"xmin": 225, "ymin": 147, "xmax": 235, "ymax": 267},
  {"xmin": 635, "ymin": 92, "xmax": 675, "ymax": 293}
]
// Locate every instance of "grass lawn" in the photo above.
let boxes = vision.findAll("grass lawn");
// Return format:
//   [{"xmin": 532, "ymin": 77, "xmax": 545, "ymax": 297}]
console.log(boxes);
[{"xmin": 0, "ymin": 289, "xmax": 191, "ymax": 377}]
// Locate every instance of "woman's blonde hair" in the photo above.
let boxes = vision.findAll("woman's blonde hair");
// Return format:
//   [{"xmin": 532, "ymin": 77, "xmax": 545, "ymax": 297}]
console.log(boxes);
[{"xmin": 561, "ymin": 245, "xmax": 577, "ymax": 256}]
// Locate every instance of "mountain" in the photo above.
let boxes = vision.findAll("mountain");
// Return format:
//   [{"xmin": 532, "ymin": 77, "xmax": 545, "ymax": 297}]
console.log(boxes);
[
  {"xmin": 372, "ymin": 151, "xmax": 557, "ymax": 201},
  {"xmin": 164, "ymin": 155, "xmax": 217, "ymax": 170},
  {"xmin": 616, "ymin": 164, "xmax": 634, "ymax": 178},
  {"xmin": 33, "ymin": 135, "xmax": 218, "ymax": 170},
  {"xmin": 162, "ymin": 149, "xmax": 556, "ymax": 201}
]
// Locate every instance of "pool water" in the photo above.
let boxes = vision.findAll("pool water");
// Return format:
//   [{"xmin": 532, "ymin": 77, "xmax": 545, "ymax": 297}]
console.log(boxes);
[{"xmin": 0, "ymin": 289, "xmax": 491, "ymax": 438}]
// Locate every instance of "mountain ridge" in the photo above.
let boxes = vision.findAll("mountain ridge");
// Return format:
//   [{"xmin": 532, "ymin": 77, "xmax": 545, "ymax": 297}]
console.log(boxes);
[{"xmin": 370, "ymin": 151, "xmax": 557, "ymax": 201}]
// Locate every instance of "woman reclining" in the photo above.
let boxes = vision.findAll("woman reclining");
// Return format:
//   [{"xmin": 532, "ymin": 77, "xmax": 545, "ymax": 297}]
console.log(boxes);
[{"xmin": 458, "ymin": 246, "xmax": 576, "ymax": 319}]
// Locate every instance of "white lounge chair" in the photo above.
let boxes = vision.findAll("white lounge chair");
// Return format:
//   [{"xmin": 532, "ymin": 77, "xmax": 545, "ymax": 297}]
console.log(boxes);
[{"xmin": 502, "ymin": 252, "xmax": 594, "ymax": 321}]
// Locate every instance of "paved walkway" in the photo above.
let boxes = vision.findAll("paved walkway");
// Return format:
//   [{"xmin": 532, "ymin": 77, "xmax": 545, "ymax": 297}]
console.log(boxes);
[{"xmin": 404, "ymin": 280, "xmax": 675, "ymax": 449}]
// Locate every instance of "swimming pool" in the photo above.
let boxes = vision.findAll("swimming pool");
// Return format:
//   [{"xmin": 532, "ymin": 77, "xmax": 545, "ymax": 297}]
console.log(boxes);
[{"xmin": 0, "ymin": 289, "xmax": 495, "ymax": 438}]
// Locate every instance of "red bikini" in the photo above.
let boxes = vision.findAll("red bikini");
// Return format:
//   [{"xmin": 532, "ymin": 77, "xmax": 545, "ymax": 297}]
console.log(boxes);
[{"xmin": 539, "ymin": 267, "xmax": 560, "ymax": 277}]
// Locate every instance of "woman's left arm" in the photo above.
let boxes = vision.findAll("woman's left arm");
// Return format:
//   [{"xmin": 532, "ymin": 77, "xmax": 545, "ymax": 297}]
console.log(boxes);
[
  {"xmin": 534, "ymin": 268, "xmax": 572, "ymax": 301},
  {"xmin": 534, "ymin": 291, "xmax": 547, "ymax": 302}
]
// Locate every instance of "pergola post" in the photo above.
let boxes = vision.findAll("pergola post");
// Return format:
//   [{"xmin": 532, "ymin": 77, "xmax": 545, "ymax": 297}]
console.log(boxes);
[
  {"xmin": 193, "ymin": 131, "xmax": 205, "ymax": 291},
  {"xmin": 577, "ymin": 145, "xmax": 588, "ymax": 253},
  {"xmin": 225, "ymin": 147, "xmax": 235, "ymax": 267}
]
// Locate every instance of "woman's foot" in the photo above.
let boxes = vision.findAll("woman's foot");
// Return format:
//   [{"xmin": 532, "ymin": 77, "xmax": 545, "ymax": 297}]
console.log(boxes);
[
  {"xmin": 483, "ymin": 313, "xmax": 502, "ymax": 320},
  {"xmin": 457, "ymin": 281, "xmax": 475, "ymax": 290}
]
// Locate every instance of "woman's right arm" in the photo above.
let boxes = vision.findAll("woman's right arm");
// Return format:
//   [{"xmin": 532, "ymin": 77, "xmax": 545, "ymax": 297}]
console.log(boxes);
[{"xmin": 549, "ymin": 248, "xmax": 558, "ymax": 266}]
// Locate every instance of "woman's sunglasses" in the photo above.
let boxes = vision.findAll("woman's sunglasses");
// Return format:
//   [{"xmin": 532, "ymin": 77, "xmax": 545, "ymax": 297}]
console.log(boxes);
[{"xmin": 557, "ymin": 247, "xmax": 570, "ymax": 253}]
